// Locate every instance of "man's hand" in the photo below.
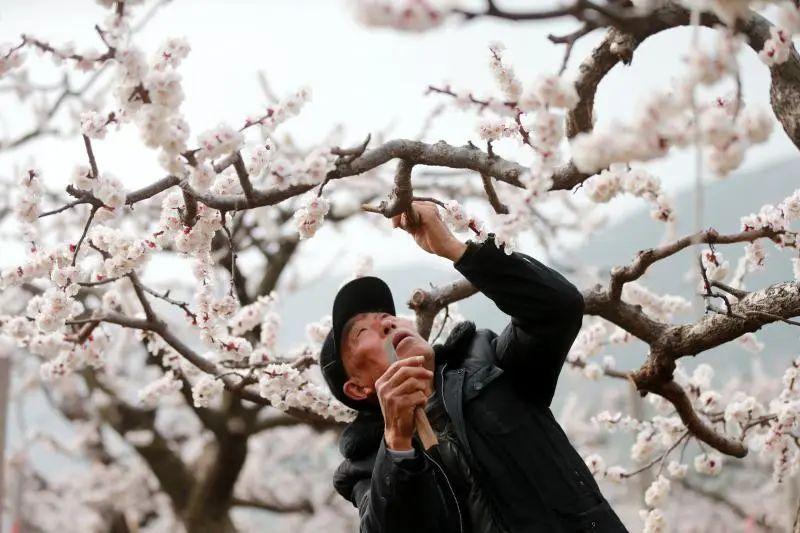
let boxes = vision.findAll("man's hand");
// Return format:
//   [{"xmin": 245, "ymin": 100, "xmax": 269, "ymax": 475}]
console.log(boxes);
[
  {"xmin": 392, "ymin": 201, "xmax": 467, "ymax": 262},
  {"xmin": 376, "ymin": 356, "xmax": 433, "ymax": 451}
]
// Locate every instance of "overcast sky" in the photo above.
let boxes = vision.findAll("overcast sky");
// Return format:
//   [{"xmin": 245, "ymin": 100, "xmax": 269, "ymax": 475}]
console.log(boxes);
[{"xmin": 1, "ymin": 0, "xmax": 796, "ymax": 278}]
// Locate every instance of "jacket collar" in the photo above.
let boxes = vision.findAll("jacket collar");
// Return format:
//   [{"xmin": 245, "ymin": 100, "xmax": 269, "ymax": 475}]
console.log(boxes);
[
  {"xmin": 434, "ymin": 320, "xmax": 476, "ymax": 367},
  {"xmin": 339, "ymin": 320, "xmax": 477, "ymax": 460}
]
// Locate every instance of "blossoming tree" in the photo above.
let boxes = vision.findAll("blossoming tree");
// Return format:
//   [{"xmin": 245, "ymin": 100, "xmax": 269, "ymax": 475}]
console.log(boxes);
[{"xmin": 2, "ymin": 0, "xmax": 800, "ymax": 531}]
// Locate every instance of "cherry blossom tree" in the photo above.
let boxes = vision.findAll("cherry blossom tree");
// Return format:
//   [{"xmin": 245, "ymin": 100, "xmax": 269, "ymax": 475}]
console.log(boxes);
[{"xmin": 2, "ymin": 0, "xmax": 800, "ymax": 531}]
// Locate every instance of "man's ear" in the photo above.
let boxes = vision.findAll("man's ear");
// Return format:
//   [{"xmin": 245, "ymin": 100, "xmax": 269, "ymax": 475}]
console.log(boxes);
[{"xmin": 343, "ymin": 378, "xmax": 373, "ymax": 402}]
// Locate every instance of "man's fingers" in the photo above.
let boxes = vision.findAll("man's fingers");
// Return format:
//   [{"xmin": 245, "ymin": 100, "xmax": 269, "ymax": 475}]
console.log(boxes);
[
  {"xmin": 386, "ymin": 377, "xmax": 428, "ymax": 399},
  {"xmin": 383, "ymin": 366, "xmax": 433, "ymax": 390},
  {"xmin": 379, "ymin": 365, "xmax": 432, "ymax": 394},
  {"xmin": 376, "ymin": 356, "xmax": 426, "ymax": 386}
]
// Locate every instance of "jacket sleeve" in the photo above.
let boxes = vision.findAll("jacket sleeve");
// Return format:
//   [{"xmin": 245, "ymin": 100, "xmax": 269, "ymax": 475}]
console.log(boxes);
[
  {"xmin": 453, "ymin": 234, "xmax": 584, "ymax": 406},
  {"xmin": 351, "ymin": 439, "xmax": 460, "ymax": 533}
]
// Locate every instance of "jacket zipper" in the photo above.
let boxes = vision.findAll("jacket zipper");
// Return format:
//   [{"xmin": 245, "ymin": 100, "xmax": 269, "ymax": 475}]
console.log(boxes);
[
  {"xmin": 423, "ymin": 449, "xmax": 463, "ymax": 533},
  {"xmin": 423, "ymin": 363, "xmax": 464, "ymax": 533}
]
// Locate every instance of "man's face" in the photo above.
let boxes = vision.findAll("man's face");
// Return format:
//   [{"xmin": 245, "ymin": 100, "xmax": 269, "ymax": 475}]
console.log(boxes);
[{"xmin": 340, "ymin": 311, "xmax": 434, "ymax": 403}]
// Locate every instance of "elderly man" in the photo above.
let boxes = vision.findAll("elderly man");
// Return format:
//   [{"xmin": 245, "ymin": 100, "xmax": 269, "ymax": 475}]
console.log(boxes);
[{"xmin": 320, "ymin": 201, "xmax": 627, "ymax": 532}]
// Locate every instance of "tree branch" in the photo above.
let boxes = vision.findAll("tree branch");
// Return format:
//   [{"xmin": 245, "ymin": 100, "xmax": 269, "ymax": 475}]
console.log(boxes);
[{"xmin": 609, "ymin": 226, "xmax": 783, "ymax": 300}]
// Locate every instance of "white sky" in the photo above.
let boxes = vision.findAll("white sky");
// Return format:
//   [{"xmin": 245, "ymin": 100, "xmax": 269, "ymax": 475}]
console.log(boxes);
[{"xmin": 0, "ymin": 0, "xmax": 797, "ymax": 277}]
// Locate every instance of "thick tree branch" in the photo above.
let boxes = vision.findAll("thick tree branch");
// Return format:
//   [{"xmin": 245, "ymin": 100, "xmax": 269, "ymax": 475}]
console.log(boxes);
[
  {"xmin": 408, "ymin": 279, "xmax": 478, "ymax": 340},
  {"xmin": 231, "ymin": 496, "xmax": 313, "ymax": 514},
  {"xmin": 650, "ymin": 380, "xmax": 746, "ymax": 457},
  {"xmin": 668, "ymin": 281, "xmax": 800, "ymax": 358}
]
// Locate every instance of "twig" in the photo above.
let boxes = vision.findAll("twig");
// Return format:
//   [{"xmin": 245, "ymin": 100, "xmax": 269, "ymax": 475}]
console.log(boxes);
[
  {"xmin": 220, "ymin": 212, "xmax": 238, "ymax": 298},
  {"xmin": 698, "ymin": 254, "xmax": 733, "ymax": 315},
  {"xmin": 38, "ymin": 198, "xmax": 87, "ymax": 218},
  {"xmin": 77, "ymin": 276, "xmax": 121, "ymax": 287},
  {"xmin": 480, "ymin": 173, "xmax": 509, "ymax": 214},
  {"xmin": 83, "ymin": 134, "xmax": 99, "ymax": 178},
  {"xmin": 609, "ymin": 226, "xmax": 783, "ymax": 300},
  {"xmin": 621, "ymin": 430, "xmax": 690, "ymax": 478},
  {"xmin": 232, "ymin": 152, "xmax": 255, "ymax": 204},
  {"xmin": 679, "ymin": 478, "xmax": 775, "ymax": 532},
  {"xmin": 127, "ymin": 272, "xmax": 157, "ymax": 322},
  {"xmin": 71, "ymin": 205, "xmax": 100, "ymax": 266},
  {"xmin": 549, "ymin": 22, "xmax": 596, "ymax": 75},
  {"xmin": 139, "ymin": 284, "xmax": 197, "ymax": 324}
]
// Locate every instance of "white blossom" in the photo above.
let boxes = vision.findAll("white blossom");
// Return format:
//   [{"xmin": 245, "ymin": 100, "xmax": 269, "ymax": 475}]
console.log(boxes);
[
  {"xmin": 195, "ymin": 123, "xmax": 244, "ymax": 162},
  {"xmin": 192, "ymin": 374, "xmax": 224, "ymax": 408},
  {"xmin": 605, "ymin": 466, "xmax": 626, "ymax": 483},
  {"xmin": 138, "ymin": 371, "xmax": 183, "ymax": 408},
  {"xmin": 293, "ymin": 195, "xmax": 330, "ymax": 239},
  {"xmin": 737, "ymin": 332, "xmax": 765, "ymax": 354},
  {"xmin": 0, "ymin": 42, "xmax": 26, "ymax": 77},
  {"xmin": 644, "ymin": 475, "xmax": 670, "ymax": 507},
  {"xmin": 93, "ymin": 172, "xmax": 127, "ymax": 210},
  {"xmin": 80, "ymin": 110, "xmax": 111, "ymax": 139},
  {"xmin": 583, "ymin": 453, "xmax": 606, "ymax": 478},
  {"xmin": 639, "ymin": 508, "xmax": 666, "ymax": 533},
  {"xmin": 353, "ymin": 0, "xmax": 446, "ymax": 32},
  {"xmin": 582, "ymin": 362, "xmax": 603, "ymax": 381},
  {"xmin": 694, "ymin": 452, "xmax": 723, "ymax": 475},
  {"xmin": 667, "ymin": 461, "xmax": 688, "ymax": 479}
]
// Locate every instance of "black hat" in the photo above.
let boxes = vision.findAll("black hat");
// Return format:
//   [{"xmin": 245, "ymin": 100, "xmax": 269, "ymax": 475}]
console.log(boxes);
[{"xmin": 320, "ymin": 276, "xmax": 395, "ymax": 411}]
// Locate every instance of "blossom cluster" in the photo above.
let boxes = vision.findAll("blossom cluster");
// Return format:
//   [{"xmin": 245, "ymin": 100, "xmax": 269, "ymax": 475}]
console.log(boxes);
[
  {"xmin": 258, "ymin": 362, "xmax": 355, "ymax": 422},
  {"xmin": 192, "ymin": 373, "xmax": 224, "ymax": 408},
  {"xmin": 13, "ymin": 167, "xmax": 43, "ymax": 242},
  {"xmin": 138, "ymin": 370, "xmax": 183, "ymax": 408},
  {"xmin": 738, "ymin": 187, "xmax": 800, "ymax": 270},
  {"xmin": 475, "ymin": 44, "xmax": 579, "ymax": 180},
  {"xmin": 293, "ymin": 194, "xmax": 331, "ymax": 239},
  {"xmin": 0, "ymin": 42, "xmax": 26, "ymax": 77},
  {"xmin": 245, "ymin": 86, "xmax": 312, "ymax": 136},
  {"xmin": 228, "ymin": 292, "xmax": 279, "ymax": 337},
  {"xmin": 153, "ymin": 190, "xmax": 221, "ymax": 255},
  {"xmin": 442, "ymin": 199, "xmax": 489, "ymax": 244},
  {"xmin": 72, "ymin": 169, "xmax": 127, "ymax": 212},
  {"xmin": 40, "ymin": 332, "xmax": 110, "ymax": 381},
  {"xmin": 305, "ymin": 314, "xmax": 332, "ymax": 345},
  {"xmin": 88, "ymin": 225, "xmax": 153, "ymax": 278},
  {"xmin": 572, "ymin": 28, "xmax": 772, "ymax": 177},
  {"xmin": 80, "ymin": 110, "xmax": 116, "ymax": 139},
  {"xmin": 104, "ymin": 29, "xmax": 192, "ymax": 173},
  {"xmin": 621, "ymin": 282, "xmax": 692, "ymax": 321},
  {"xmin": 196, "ymin": 123, "xmax": 243, "ymax": 163},
  {"xmin": 352, "ymin": 0, "xmax": 446, "ymax": 32},
  {"xmin": 487, "ymin": 42, "xmax": 521, "ymax": 101},
  {"xmin": 582, "ymin": 163, "xmax": 674, "ymax": 222}
]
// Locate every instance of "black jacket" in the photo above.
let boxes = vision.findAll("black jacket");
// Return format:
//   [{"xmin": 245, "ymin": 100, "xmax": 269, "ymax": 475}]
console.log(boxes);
[{"xmin": 333, "ymin": 235, "xmax": 628, "ymax": 532}]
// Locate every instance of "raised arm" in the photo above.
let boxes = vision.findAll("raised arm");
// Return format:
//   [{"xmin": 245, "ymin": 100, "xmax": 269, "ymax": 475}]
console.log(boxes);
[
  {"xmin": 454, "ymin": 234, "xmax": 584, "ymax": 405},
  {"xmin": 393, "ymin": 201, "xmax": 584, "ymax": 405}
]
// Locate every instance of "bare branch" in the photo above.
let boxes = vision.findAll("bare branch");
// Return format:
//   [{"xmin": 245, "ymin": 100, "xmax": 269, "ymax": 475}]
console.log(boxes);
[
  {"xmin": 609, "ymin": 226, "xmax": 783, "ymax": 300},
  {"xmin": 480, "ymin": 173, "xmax": 509, "ymax": 214},
  {"xmin": 408, "ymin": 279, "xmax": 478, "ymax": 340},
  {"xmin": 71, "ymin": 205, "xmax": 100, "ymax": 266},
  {"xmin": 650, "ymin": 380, "xmax": 746, "ymax": 457},
  {"xmin": 678, "ymin": 478, "xmax": 776, "ymax": 532},
  {"xmin": 231, "ymin": 496, "xmax": 312, "ymax": 514},
  {"xmin": 127, "ymin": 272, "xmax": 157, "ymax": 323},
  {"xmin": 232, "ymin": 152, "xmax": 255, "ymax": 203}
]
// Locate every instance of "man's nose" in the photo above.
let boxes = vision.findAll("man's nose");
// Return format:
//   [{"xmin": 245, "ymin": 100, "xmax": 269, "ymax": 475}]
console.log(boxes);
[{"xmin": 380, "ymin": 316, "xmax": 396, "ymax": 336}]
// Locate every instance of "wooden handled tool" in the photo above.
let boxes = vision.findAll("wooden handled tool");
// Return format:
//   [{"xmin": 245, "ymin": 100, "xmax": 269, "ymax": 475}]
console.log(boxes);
[{"xmin": 384, "ymin": 337, "xmax": 439, "ymax": 450}]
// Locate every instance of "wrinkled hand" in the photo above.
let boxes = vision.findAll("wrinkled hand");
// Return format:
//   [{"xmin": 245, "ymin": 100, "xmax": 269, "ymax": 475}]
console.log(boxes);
[
  {"xmin": 391, "ymin": 201, "xmax": 467, "ymax": 261},
  {"xmin": 376, "ymin": 356, "xmax": 433, "ymax": 451}
]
